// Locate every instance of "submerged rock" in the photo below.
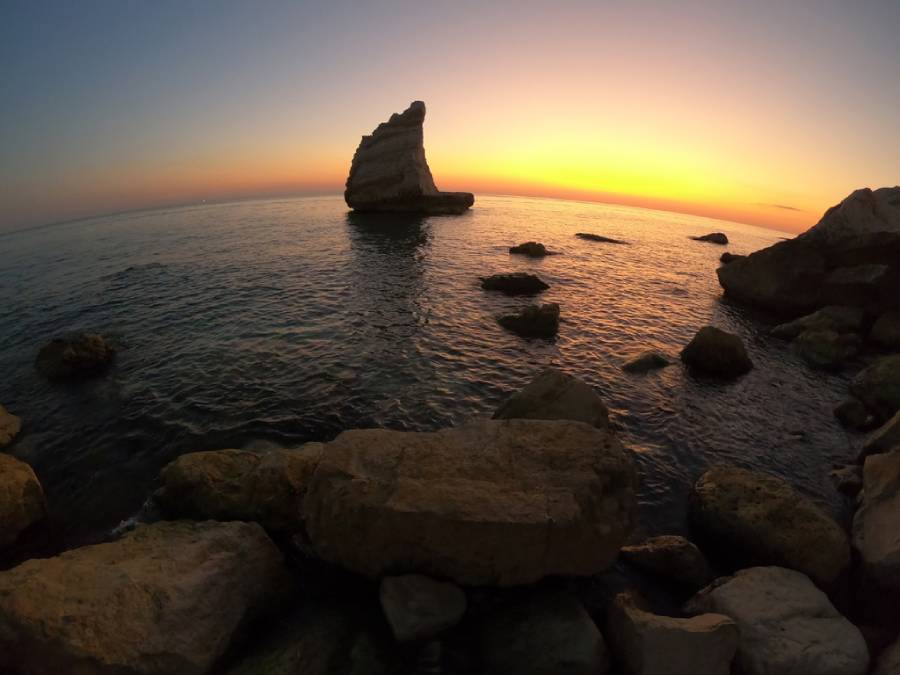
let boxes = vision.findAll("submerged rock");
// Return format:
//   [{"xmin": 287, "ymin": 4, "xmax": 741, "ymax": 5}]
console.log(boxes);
[
  {"xmin": 302, "ymin": 419, "xmax": 637, "ymax": 586},
  {"xmin": 685, "ymin": 567, "xmax": 869, "ymax": 675},
  {"xmin": 0, "ymin": 404, "xmax": 21, "ymax": 447},
  {"xmin": 480, "ymin": 592, "xmax": 610, "ymax": 675},
  {"xmin": 480, "ymin": 272, "xmax": 549, "ymax": 295},
  {"xmin": 0, "ymin": 520, "xmax": 292, "ymax": 675},
  {"xmin": 606, "ymin": 592, "xmax": 737, "ymax": 675},
  {"xmin": 622, "ymin": 351, "xmax": 671, "ymax": 374},
  {"xmin": 861, "ymin": 410, "xmax": 900, "ymax": 461},
  {"xmin": 379, "ymin": 574, "xmax": 466, "ymax": 643},
  {"xmin": 851, "ymin": 354, "xmax": 900, "ymax": 421},
  {"xmin": 770, "ymin": 305, "xmax": 864, "ymax": 340},
  {"xmin": 493, "ymin": 368, "xmax": 609, "ymax": 429},
  {"xmin": 498, "ymin": 303, "xmax": 560, "ymax": 338},
  {"xmin": 852, "ymin": 449, "xmax": 900, "ymax": 596},
  {"xmin": 509, "ymin": 241, "xmax": 551, "ymax": 257},
  {"xmin": 619, "ymin": 535, "xmax": 711, "ymax": 588},
  {"xmin": 155, "ymin": 445, "xmax": 323, "ymax": 532},
  {"xmin": 689, "ymin": 466, "xmax": 850, "ymax": 585},
  {"xmin": 576, "ymin": 232, "xmax": 628, "ymax": 244},
  {"xmin": 792, "ymin": 329, "xmax": 860, "ymax": 370},
  {"xmin": 344, "ymin": 101, "xmax": 473, "ymax": 214},
  {"xmin": 680, "ymin": 326, "xmax": 753, "ymax": 378},
  {"xmin": 35, "ymin": 333, "xmax": 115, "ymax": 380},
  {"xmin": 0, "ymin": 453, "xmax": 46, "ymax": 549},
  {"xmin": 691, "ymin": 232, "xmax": 728, "ymax": 245},
  {"xmin": 719, "ymin": 252, "xmax": 744, "ymax": 264},
  {"xmin": 871, "ymin": 309, "xmax": 900, "ymax": 350}
]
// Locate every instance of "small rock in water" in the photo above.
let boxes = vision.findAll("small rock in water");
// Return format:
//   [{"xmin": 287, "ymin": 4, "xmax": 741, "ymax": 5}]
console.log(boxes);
[
  {"xmin": 379, "ymin": 574, "xmax": 467, "ymax": 642},
  {"xmin": 834, "ymin": 398, "xmax": 872, "ymax": 430},
  {"xmin": 619, "ymin": 535, "xmax": 711, "ymax": 588},
  {"xmin": 509, "ymin": 241, "xmax": 551, "ymax": 257},
  {"xmin": 576, "ymin": 232, "xmax": 628, "ymax": 244},
  {"xmin": 680, "ymin": 326, "xmax": 753, "ymax": 379},
  {"xmin": 35, "ymin": 333, "xmax": 115, "ymax": 380},
  {"xmin": 719, "ymin": 252, "xmax": 744, "ymax": 264},
  {"xmin": 0, "ymin": 404, "xmax": 22, "ymax": 447},
  {"xmin": 480, "ymin": 272, "xmax": 549, "ymax": 295},
  {"xmin": 622, "ymin": 351, "xmax": 671, "ymax": 374},
  {"xmin": 493, "ymin": 367, "xmax": 609, "ymax": 429},
  {"xmin": 691, "ymin": 232, "xmax": 728, "ymax": 245},
  {"xmin": 497, "ymin": 303, "xmax": 560, "ymax": 337}
]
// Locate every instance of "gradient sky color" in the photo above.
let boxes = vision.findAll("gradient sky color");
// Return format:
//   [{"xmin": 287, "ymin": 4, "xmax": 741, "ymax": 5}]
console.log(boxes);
[{"xmin": 1, "ymin": 0, "xmax": 898, "ymax": 233}]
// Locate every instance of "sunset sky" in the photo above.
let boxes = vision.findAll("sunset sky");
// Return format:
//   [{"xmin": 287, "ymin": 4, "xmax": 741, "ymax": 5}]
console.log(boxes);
[{"xmin": 1, "ymin": 0, "xmax": 898, "ymax": 233}]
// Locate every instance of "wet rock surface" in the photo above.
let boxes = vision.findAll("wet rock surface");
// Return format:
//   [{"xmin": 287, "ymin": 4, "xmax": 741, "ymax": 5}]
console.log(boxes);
[{"xmin": 493, "ymin": 368, "xmax": 609, "ymax": 429}]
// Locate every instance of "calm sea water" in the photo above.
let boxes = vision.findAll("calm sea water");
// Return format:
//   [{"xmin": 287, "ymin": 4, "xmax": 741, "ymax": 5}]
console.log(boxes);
[{"xmin": 0, "ymin": 195, "xmax": 861, "ymax": 548}]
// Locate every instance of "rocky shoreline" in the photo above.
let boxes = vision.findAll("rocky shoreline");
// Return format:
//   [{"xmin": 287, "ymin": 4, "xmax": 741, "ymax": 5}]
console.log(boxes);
[{"xmin": 1, "ymin": 186, "xmax": 899, "ymax": 674}]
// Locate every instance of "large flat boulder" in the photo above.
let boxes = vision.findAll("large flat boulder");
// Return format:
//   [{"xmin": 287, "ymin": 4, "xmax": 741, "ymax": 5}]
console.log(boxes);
[
  {"xmin": 685, "ymin": 567, "xmax": 869, "ymax": 675},
  {"xmin": 0, "ymin": 405, "xmax": 21, "ymax": 447},
  {"xmin": 302, "ymin": 419, "xmax": 637, "ymax": 586},
  {"xmin": 852, "ymin": 449, "xmax": 900, "ymax": 595},
  {"xmin": 344, "ymin": 101, "xmax": 473, "ymax": 215},
  {"xmin": 0, "ymin": 453, "xmax": 46, "ymax": 549},
  {"xmin": 493, "ymin": 368, "xmax": 609, "ymax": 429},
  {"xmin": 0, "ymin": 520, "xmax": 292, "ymax": 674},
  {"xmin": 689, "ymin": 466, "xmax": 850, "ymax": 585}
]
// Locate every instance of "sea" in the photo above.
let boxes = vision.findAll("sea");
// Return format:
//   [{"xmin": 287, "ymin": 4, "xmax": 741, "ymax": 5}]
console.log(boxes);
[{"xmin": 0, "ymin": 194, "xmax": 862, "ymax": 552}]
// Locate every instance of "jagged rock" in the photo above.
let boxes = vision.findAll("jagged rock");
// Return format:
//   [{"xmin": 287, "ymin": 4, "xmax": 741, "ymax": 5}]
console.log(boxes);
[
  {"xmin": 379, "ymin": 574, "xmax": 466, "ymax": 642},
  {"xmin": 834, "ymin": 398, "xmax": 872, "ymax": 430},
  {"xmin": 302, "ymin": 419, "xmax": 636, "ymax": 586},
  {"xmin": 480, "ymin": 592, "xmax": 610, "ymax": 675},
  {"xmin": 684, "ymin": 567, "xmax": 869, "ymax": 675},
  {"xmin": 0, "ymin": 453, "xmax": 46, "ymax": 549},
  {"xmin": 619, "ymin": 535, "xmax": 711, "ymax": 588},
  {"xmin": 622, "ymin": 351, "xmax": 671, "ymax": 374},
  {"xmin": 480, "ymin": 272, "xmax": 549, "ymax": 295},
  {"xmin": 770, "ymin": 305, "xmax": 864, "ymax": 340},
  {"xmin": 344, "ymin": 101, "xmax": 473, "ymax": 214},
  {"xmin": 852, "ymin": 449, "xmax": 900, "ymax": 595},
  {"xmin": 719, "ymin": 252, "xmax": 744, "ymax": 264},
  {"xmin": 35, "ymin": 333, "xmax": 115, "ymax": 380},
  {"xmin": 874, "ymin": 637, "xmax": 900, "ymax": 675},
  {"xmin": 155, "ymin": 445, "xmax": 323, "ymax": 531},
  {"xmin": 792, "ymin": 329, "xmax": 860, "ymax": 370},
  {"xmin": 851, "ymin": 355, "xmax": 900, "ymax": 421},
  {"xmin": 830, "ymin": 465, "xmax": 864, "ymax": 498},
  {"xmin": 718, "ymin": 187, "xmax": 900, "ymax": 315},
  {"xmin": 606, "ymin": 592, "xmax": 737, "ymax": 675},
  {"xmin": 493, "ymin": 368, "xmax": 609, "ymax": 429},
  {"xmin": 0, "ymin": 520, "xmax": 292, "ymax": 675},
  {"xmin": 509, "ymin": 241, "xmax": 551, "ymax": 257},
  {"xmin": 871, "ymin": 310, "xmax": 900, "ymax": 350},
  {"xmin": 0, "ymin": 405, "xmax": 21, "ymax": 447},
  {"xmin": 498, "ymin": 303, "xmax": 560, "ymax": 338},
  {"xmin": 861, "ymin": 411, "xmax": 900, "ymax": 461},
  {"xmin": 224, "ymin": 603, "xmax": 387, "ymax": 675},
  {"xmin": 680, "ymin": 326, "xmax": 753, "ymax": 378},
  {"xmin": 691, "ymin": 232, "xmax": 728, "ymax": 245},
  {"xmin": 689, "ymin": 466, "xmax": 850, "ymax": 585},
  {"xmin": 576, "ymin": 232, "xmax": 628, "ymax": 244}
]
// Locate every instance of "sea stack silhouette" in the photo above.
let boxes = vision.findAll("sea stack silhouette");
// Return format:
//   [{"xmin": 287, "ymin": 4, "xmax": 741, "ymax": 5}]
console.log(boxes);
[{"xmin": 344, "ymin": 101, "xmax": 474, "ymax": 215}]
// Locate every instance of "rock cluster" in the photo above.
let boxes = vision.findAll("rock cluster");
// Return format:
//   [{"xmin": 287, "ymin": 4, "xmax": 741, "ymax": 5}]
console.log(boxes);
[{"xmin": 344, "ymin": 101, "xmax": 474, "ymax": 215}]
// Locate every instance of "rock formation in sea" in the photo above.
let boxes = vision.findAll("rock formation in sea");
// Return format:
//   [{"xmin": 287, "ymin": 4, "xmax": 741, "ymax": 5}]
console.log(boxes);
[
  {"xmin": 344, "ymin": 101, "xmax": 474, "ymax": 215},
  {"xmin": 480, "ymin": 272, "xmax": 549, "ymax": 295},
  {"xmin": 509, "ymin": 241, "xmax": 551, "ymax": 257},
  {"xmin": 692, "ymin": 232, "xmax": 729, "ymax": 245},
  {"xmin": 498, "ymin": 303, "xmax": 560, "ymax": 337},
  {"xmin": 718, "ymin": 186, "xmax": 900, "ymax": 316}
]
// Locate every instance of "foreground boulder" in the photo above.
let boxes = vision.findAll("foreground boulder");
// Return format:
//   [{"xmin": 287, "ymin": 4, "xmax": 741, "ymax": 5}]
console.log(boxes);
[
  {"xmin": 861, "ymin": 410, "xmax": 900, "ymax": 460},
  {"xmin": 0, "ymin": 453, "xmax": 46, "ymax": 549},
  {"xmin": 680, "ymin": 326, "xmax": 753, "ymax": 378},
  {"xmin": 690, "ymin": 466, "xmax": 850, "ymax": 585},
  {"xmin": 792, "ymin": 329, "xmax": 860, "ymax": 370},
  {"xmin": 619, "ymin": 535, "xmax": 711, "ymax": 588},
  {"xmin": 155, "ymin": 445, "xmax": 323, "ymax": 531},
  {"xmin": 691, "ymin": 232, "xmax": 728, "ymax": 245},
  {"xmin": 606, "ymin": 592, "xmax": 737, "ymax": 675},
  {"xmin": 302, "ymin": 419, "xmax": 636, "ymax": 586},
  {"xmin": 35, "ymin": 333, "xmax": 115, "ymax": 380},
  {"xmin": 852, "ymin": 449, "xmax": 900, "ymax": 596},
  {"xmin": 379, "ymin": 574, "xmax": 466, "ymax": 642},
  {"xmin": 851, "ymin": 355, "xmax": 900, "ymax": 421},
  {"xmin": 509, "ymin": 241, "xmax": 551, "ymax": 257},
  {"xmin": 0, "ymin": 520, "xmax": 292, "ymax": 675},
  {"xmin": 480, "ymin": 592, "xmax": 610, "ymax": 675},
  {"xmin": 770, "ymin": 305, "xmax": 864, "ymax": 340},
  {"xmin": 498, "ymin": 303, "xmax": 560, "ymax": 338},
  {"xmin": 871, "ymin": 310, "xmax": 900, "ymax": 350},
  {"xmin": 0, "ymin": 405, "xmax": 21, "ymax": 447},
  {"xmin": 685, "ymin": 567, "xmax": 869, "ymax": 675},
  {"xmin": 480, "ymin": 272, "xmax": 549, "ymax": 295},
  {"xmin": 622, "ymin": 351, "xmax": 671, "ymax": 374},
  {"xmin": 344, "ymin": 101, "xmax": 473, "ymax": 214},
  {"xmin": 493, "ymin": 368, "xmax": 609, "ymax": 429},
  {"xmin": 718, "ymin": 187, "xmax": 900, "ymax": 316}
]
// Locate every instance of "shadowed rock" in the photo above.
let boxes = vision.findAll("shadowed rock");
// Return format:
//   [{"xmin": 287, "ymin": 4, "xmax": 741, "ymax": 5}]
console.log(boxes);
[
  {"xmin": 834, "ymin": 398, "xmax": 872, "ymax": 430},
  {"xmin": 622, "ymin": 351, "xmax": 671, "ymax": 374},
  {"xmin": 576, "ymin": 232, "xmax": 628, "ymax": 244},
  {"xmin": 692, "ymin": 232, "xmax": 728, "ymax": 245},
  {"xmin": 509, "ymin": 241, "xmax": 551, "ymax": 257},
  {"xmin": 853, "ymin": 449, "xmax": 900, "ymax": 597},
  {"xmin": 498, "ymin": 303, "xmax": 560, "ymax": 337},
  {"xmin": 344, "ymin": 101, "xmax": 473, "ymax": 214},
  {"xmin": 871, "ymin": 309, "xmax": 900, "ymax": 349},
  {"xmin": 0, "ymin": 405, "xmax": 21, "ymax": 447},
  {"xmin": 620, "ymin": 535, "xmax": 711, "ymax": 588},
  {"xmin": 791, "ymin": 329, "xmax": 860, "ymax": 370},
  {"xmin": 680, "ymin": 326, "xmax": 753, "ymax": 379},
  {"xmin": 0, "ymin": 454, "xmax": 46, "ymax": 550},
  {"xmin": 480, "ymin": 272, "xmax": 549, "ymax": 295},
  {"xmin": 493, "ymin": 368, "xmax": 609, "ymax": 429},
  {"xmin": 770, "ymin": 305, "xmax": 864, "ymax": 340},
  {"xmin": 719, "ymin": 252, "xmax": 744, "ymax": 264},
  {"xmin": 379, "ymin": 574, "xmax": 466, "ymax": 642},
  {"xmin": 861, "ymin": 411, "xmax": 900, "ymax": 461},
  {"xmin": 35, "ymin": 333, "xmax": 115, "ymax": 380},
  {"xmin": 851, "ymin": 355, "xmax": 900, "ymax": 421}
]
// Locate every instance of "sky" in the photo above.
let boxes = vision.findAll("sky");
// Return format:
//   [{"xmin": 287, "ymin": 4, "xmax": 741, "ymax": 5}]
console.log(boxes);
[{"xmin": 1, "ymin": 0, "xmax": 898, "ymax": 233}]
